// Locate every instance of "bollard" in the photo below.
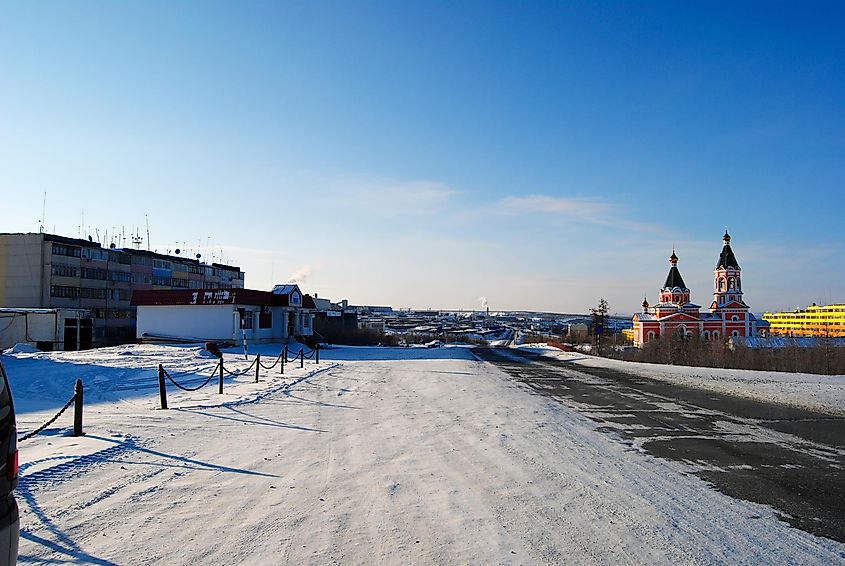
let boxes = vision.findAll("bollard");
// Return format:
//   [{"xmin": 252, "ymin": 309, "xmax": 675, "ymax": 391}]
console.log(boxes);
[
  {"xmin": 255, "ymin": 354, "xmax": 261, "ymax": 383},
  {"xmin": 281, "ymin": 346, "xmax": 286, "ymax": 375},
  {"xmin": 300, "ymin": 348, "xmax": 304, "ymax": 369},
  {"xmin": 73, "ymin": 379, "xmax": 84, "ymax": 437},
  {"xmin": 219, "ymin": 359, "xmax": 224, "ymax": 394},
  {"xmin": 158, "ymin": 364, "xmax": 168, "ymax": 410},
  {"xmin": 316, "ymin": 344, "xmax": 320, "ymax": 364}
]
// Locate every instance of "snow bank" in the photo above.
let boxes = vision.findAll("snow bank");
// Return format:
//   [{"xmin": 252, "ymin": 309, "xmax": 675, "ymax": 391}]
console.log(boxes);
[{"xmin": 514, "ymin": 343, "xmax": 845, "ymax": 415}]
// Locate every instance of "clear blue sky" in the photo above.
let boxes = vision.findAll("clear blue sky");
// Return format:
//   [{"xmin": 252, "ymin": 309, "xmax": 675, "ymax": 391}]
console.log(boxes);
[{"xmin": 2, "ymin": 1, "xmax": 843, "ymax": 313}]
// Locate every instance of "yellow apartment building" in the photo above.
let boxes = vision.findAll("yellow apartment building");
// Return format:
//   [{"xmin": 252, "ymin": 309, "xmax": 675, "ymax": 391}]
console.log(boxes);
[{"xmin": 763, "ymin": 303, "xmax": 845, "ymax": 337}]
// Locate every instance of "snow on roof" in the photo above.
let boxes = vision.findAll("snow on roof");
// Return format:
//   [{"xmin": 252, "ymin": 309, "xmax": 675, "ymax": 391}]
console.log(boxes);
[
  {"xmin": 634, "ymin": 313, "xmax": 657, "ymax": 321},
  {"xmin": 272, "ymin": 284, "xmax": 301, "ymax": 295}
]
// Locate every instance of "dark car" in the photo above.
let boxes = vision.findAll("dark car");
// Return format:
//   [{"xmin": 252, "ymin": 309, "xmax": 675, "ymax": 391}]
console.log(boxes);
[{"xmin": 0, "ymin": 361, "xmax": 19, "ymax": 565}]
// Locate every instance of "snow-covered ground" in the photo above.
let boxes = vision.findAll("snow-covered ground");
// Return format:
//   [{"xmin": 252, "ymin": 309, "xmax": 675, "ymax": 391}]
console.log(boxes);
[
  {"xmin": 2, "ymin": 344, "xmax": 844, "ymax": 564},
  {"xmin": 514, "ymin": 343, "xmax": 845, "ymax": 416}
]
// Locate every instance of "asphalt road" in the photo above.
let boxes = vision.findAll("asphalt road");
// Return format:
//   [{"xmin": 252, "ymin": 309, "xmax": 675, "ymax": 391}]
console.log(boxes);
[{"xmin": 474, "ymin": 347, "xmax": 845, "ymax": 544}]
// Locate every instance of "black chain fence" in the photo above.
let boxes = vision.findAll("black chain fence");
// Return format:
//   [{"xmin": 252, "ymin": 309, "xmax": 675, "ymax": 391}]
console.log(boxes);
[
  {"xmin": 162, "ymin": 362, "xmax": 220, "ymax": 392},
  {"xmin": 18, "ymin": 394, "xmax": 76, "ymax": 441}
]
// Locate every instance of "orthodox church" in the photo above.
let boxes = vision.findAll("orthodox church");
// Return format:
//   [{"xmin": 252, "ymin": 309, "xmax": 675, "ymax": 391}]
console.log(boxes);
[{"xmin": 632, "ymin": 231, "xmax": 766, "ymax": 347}]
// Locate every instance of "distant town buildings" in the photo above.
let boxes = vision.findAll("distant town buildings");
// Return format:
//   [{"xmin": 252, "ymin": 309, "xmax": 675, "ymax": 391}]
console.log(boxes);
[
  {"xmin": 763, "ymin": 303, "xmax": 845, "ymax": 337},
  {"xmin": 0, "ymin": 232, "xmax": 244, "ymax": 349},
  {"xmin": 632, "ymin": 231, "xmax": 767, "ymax": 347}
]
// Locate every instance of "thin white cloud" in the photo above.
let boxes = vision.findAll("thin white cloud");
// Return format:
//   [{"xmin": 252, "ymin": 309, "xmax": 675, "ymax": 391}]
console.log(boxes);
[
  {"xmin": 498, "ymin": 194, "xmax": 611, "ymax": 219},
  {"xmin": 332, "ymin": 178, "xmax": 459, "ymax": 216},
  {"xmin": 494, "ymin": 193, "xmax": 660, "ymax": 232}
]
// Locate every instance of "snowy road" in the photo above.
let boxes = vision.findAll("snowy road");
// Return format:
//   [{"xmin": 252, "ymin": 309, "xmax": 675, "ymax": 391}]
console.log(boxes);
[
  {"xmin": 477, "ymin": 347, "xmax": 845, "ymax": 544},
  {"xmin": 10, "ymin": 346, "xmax": 845, "ymax": 564}
]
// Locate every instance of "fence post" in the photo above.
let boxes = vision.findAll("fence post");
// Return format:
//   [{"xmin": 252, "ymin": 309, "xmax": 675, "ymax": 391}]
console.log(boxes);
[
  {"xmin": 255, "ymin": 354, "xmax": 261, "ymax": 383},
  {"xmin": 219, "ymin": 359, "xmax": 224, "ymax": 394},
  {"xmin": 281, "ymin": 346, "xmax": 286, "ymax": 375},
  {"xmin": 158, "ymin": 364, "xmax": 168, "ymax": 410},
  {"xmin": 73, "ymin": 379, "xmax": 84, "ymax": 437},
  {"xmin": 316, "ymin": 344, "xmax": 320, "ymax": 364},
  {"xmin": 300, "ymin": 348, "xmax": 304, "ymax": 368}
]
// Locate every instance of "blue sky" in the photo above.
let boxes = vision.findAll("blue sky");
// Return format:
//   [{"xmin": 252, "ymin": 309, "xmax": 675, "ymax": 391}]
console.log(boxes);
[{"xmin": 2, "ymin": 1, "xmax": 843, "ymax": 313}]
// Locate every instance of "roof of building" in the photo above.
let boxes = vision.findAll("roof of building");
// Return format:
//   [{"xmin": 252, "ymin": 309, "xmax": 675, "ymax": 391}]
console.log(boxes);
[
  {"xmin": 272, "ymin": 284, "xmax": 300, "ymax": 296},
  {"xmin": 717, "ymin": 233, "xmax": 740, "ymax": 269},
  {"xmin": 662, "ymin": 265, "xmax": 687, "ymax": 290},
  {"xmin": 0, "ymin": 232, "xmax": 244, "ymax": 271},
  {"xmin": 132, "ymin": 288, "xmax": 315, "ymax": 308}
]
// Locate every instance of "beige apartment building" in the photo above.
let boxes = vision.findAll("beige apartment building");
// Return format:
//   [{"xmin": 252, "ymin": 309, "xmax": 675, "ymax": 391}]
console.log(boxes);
[{"xmin": 0, "ymin": 232, "xmax": 244, "ymax": 348}]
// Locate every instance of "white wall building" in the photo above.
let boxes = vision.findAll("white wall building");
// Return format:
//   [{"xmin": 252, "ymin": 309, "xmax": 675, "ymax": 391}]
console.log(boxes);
[
  {"xmin": 0, "ymin": 308, "xmax": 94, "ymax": 351},
  {"xmin": 132, "ymin": 286, "xmax": 314, "ymax": 345}
]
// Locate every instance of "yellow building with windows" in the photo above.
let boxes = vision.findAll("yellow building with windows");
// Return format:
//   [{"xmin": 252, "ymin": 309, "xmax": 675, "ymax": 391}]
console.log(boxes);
[{"xmin": 763, "ymin": 303, "xmax": 845, "ymax": 337}]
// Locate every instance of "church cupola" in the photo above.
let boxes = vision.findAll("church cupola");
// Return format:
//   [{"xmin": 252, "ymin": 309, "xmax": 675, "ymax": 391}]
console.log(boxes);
[
  {"xmin": 659, "ymin": 249, "xmax": 691, "ymax": 306},
  {"xmin": 642, "ymin": 296, "xmax": 649, "ymax": 311},
  {"xmin": 711, "ymin": 230, "xmax": 747, "ymax": 310}
]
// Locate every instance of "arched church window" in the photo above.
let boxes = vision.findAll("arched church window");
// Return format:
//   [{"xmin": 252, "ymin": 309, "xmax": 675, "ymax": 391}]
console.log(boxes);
[
  {"xmin": 713, "ymin": 331, "xmax": 720, "ymax": 339},
  {"xmin": 732, "ymin": 330, "xmax": 740, "ymax": 338},
  {"xmin": 647, "ymin": 331, "xmax": 655, "ymax": 341},
  {"xmin": 728, "ymin": 278, "xmax": 735, "ymax": 290},
  {"xmin": 731, "ymin": 315, "xmax": 739, "ymax": 321},
  {"xmin": 703, "ymin": 330, "xmax": 711, "ymax": 340},
  {"xmin": 719, "ymin": 279, "xmax": 726, "ymax": 291}
]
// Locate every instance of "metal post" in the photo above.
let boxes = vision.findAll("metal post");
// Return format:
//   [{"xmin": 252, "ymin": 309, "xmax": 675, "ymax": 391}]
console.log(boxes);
[
  {"xmin": 158, "ymin": 364, "xmax": 168, "ymax": 410},
  {"xmin": 255, "ymin": 354, "xmax": 260, "ymax": 383},
  {"xmin": 316, "ymin": 344, "xmax": 320, "ymax": 364},
  {"xmin": 281, "ymin": 346, "xmax": 286, "ymax": 375},
  {"xmin": 73, "ymin": 379, "xmax": 84, "ymax": 436},
  {"xmin": 219, "ymin": 359, "xmax": 224, "ymax": 394},
  {"xmin": 300, "ymin": 348, "xmax": 304, "ymax": 368}
]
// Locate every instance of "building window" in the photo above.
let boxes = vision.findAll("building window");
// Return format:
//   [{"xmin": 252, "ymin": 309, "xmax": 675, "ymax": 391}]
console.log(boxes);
[
  {"xmin": 152, "ymin": 259, "xmax": 171, "ymax": 269},
  {"xmin": 132, "ymin": 273, "xmax": 152, "ymax": 285},
  {"xmin": 52, "ymin": 243, "xmax": 81, "ymax": 258},
  {"xmin": 719, "ymin": 279, "xmax": 726, "ymax": 291},
  {"xmin": 703, "ymin": 330, "xmax": 711, "ymax": 340},
  {"xmin": 81, "ymin": 267, "xmax": 108, "ymax": 280},
  {"xmin": 108, "ymin": 270, "xmax": 132, "ymax": 283},
  {"xmin": 647, "ymin": 331, "xmax": 655, "ymax": 341},
  {"xmin": 732, "ymin": 330, "xmax": 739, "ymax": 338},
  {"xmin": 258, "ymin": 310, "xmax": 272, "ymax": 329},
  {"xmin": 152, "ymin": 276, "xmax": 171, "ymax": 286},
  {"xmin": 51, "ymin": 264, "xmax": 79, "ymax": 277},
  {"xmin": 50, "ymin": 285, "xmax": 80, "ymax": 299},
  {"xmin": 303, "ymin": 315, "xmax": 311, "ymax": 329},
  {"xmin": 713, "ymin": 331, "xmax": 720, "ymax": 339},
  {"xmin": 731, "ymin": 315, "xmax": 739, "ymax": 321}
]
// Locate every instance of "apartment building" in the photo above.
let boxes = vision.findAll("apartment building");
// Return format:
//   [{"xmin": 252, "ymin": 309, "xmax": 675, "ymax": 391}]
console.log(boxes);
[
  {"xmin": 0, "ymin": 232, "xmax": 244, "ymax": 347},
  {"xmin": 763, "ymin": 303, "xmax": 845, "ymax": 337}
]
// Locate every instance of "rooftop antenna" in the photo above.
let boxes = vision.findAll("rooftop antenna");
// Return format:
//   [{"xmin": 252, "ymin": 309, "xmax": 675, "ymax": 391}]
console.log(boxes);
[
  {"xmin": 145, "ymin": 215, "xmax": 151, "ymax": 251},
  {"xmin": 39, "ymin": 191, "xmax": 47, "ymax": 233}
]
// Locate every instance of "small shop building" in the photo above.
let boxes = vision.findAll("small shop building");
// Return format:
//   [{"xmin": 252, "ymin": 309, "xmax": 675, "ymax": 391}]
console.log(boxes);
[
  {"xmin": 131, "ymin": 284, "xmax": 315, "ymax": 345},
  {"xmin": 0, "ymin": 307, "xmax": 94, "ymax": 351}
]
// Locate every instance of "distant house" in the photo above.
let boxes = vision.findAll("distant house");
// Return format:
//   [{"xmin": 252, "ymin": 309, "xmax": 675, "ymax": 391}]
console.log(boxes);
[
  {"xmin": 312, "ymin": 297, "xmax": 359, "ymax": 341},
  {"xmin": 131, "ymin": 285, "xmax": 315, "ymax": 345}
]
